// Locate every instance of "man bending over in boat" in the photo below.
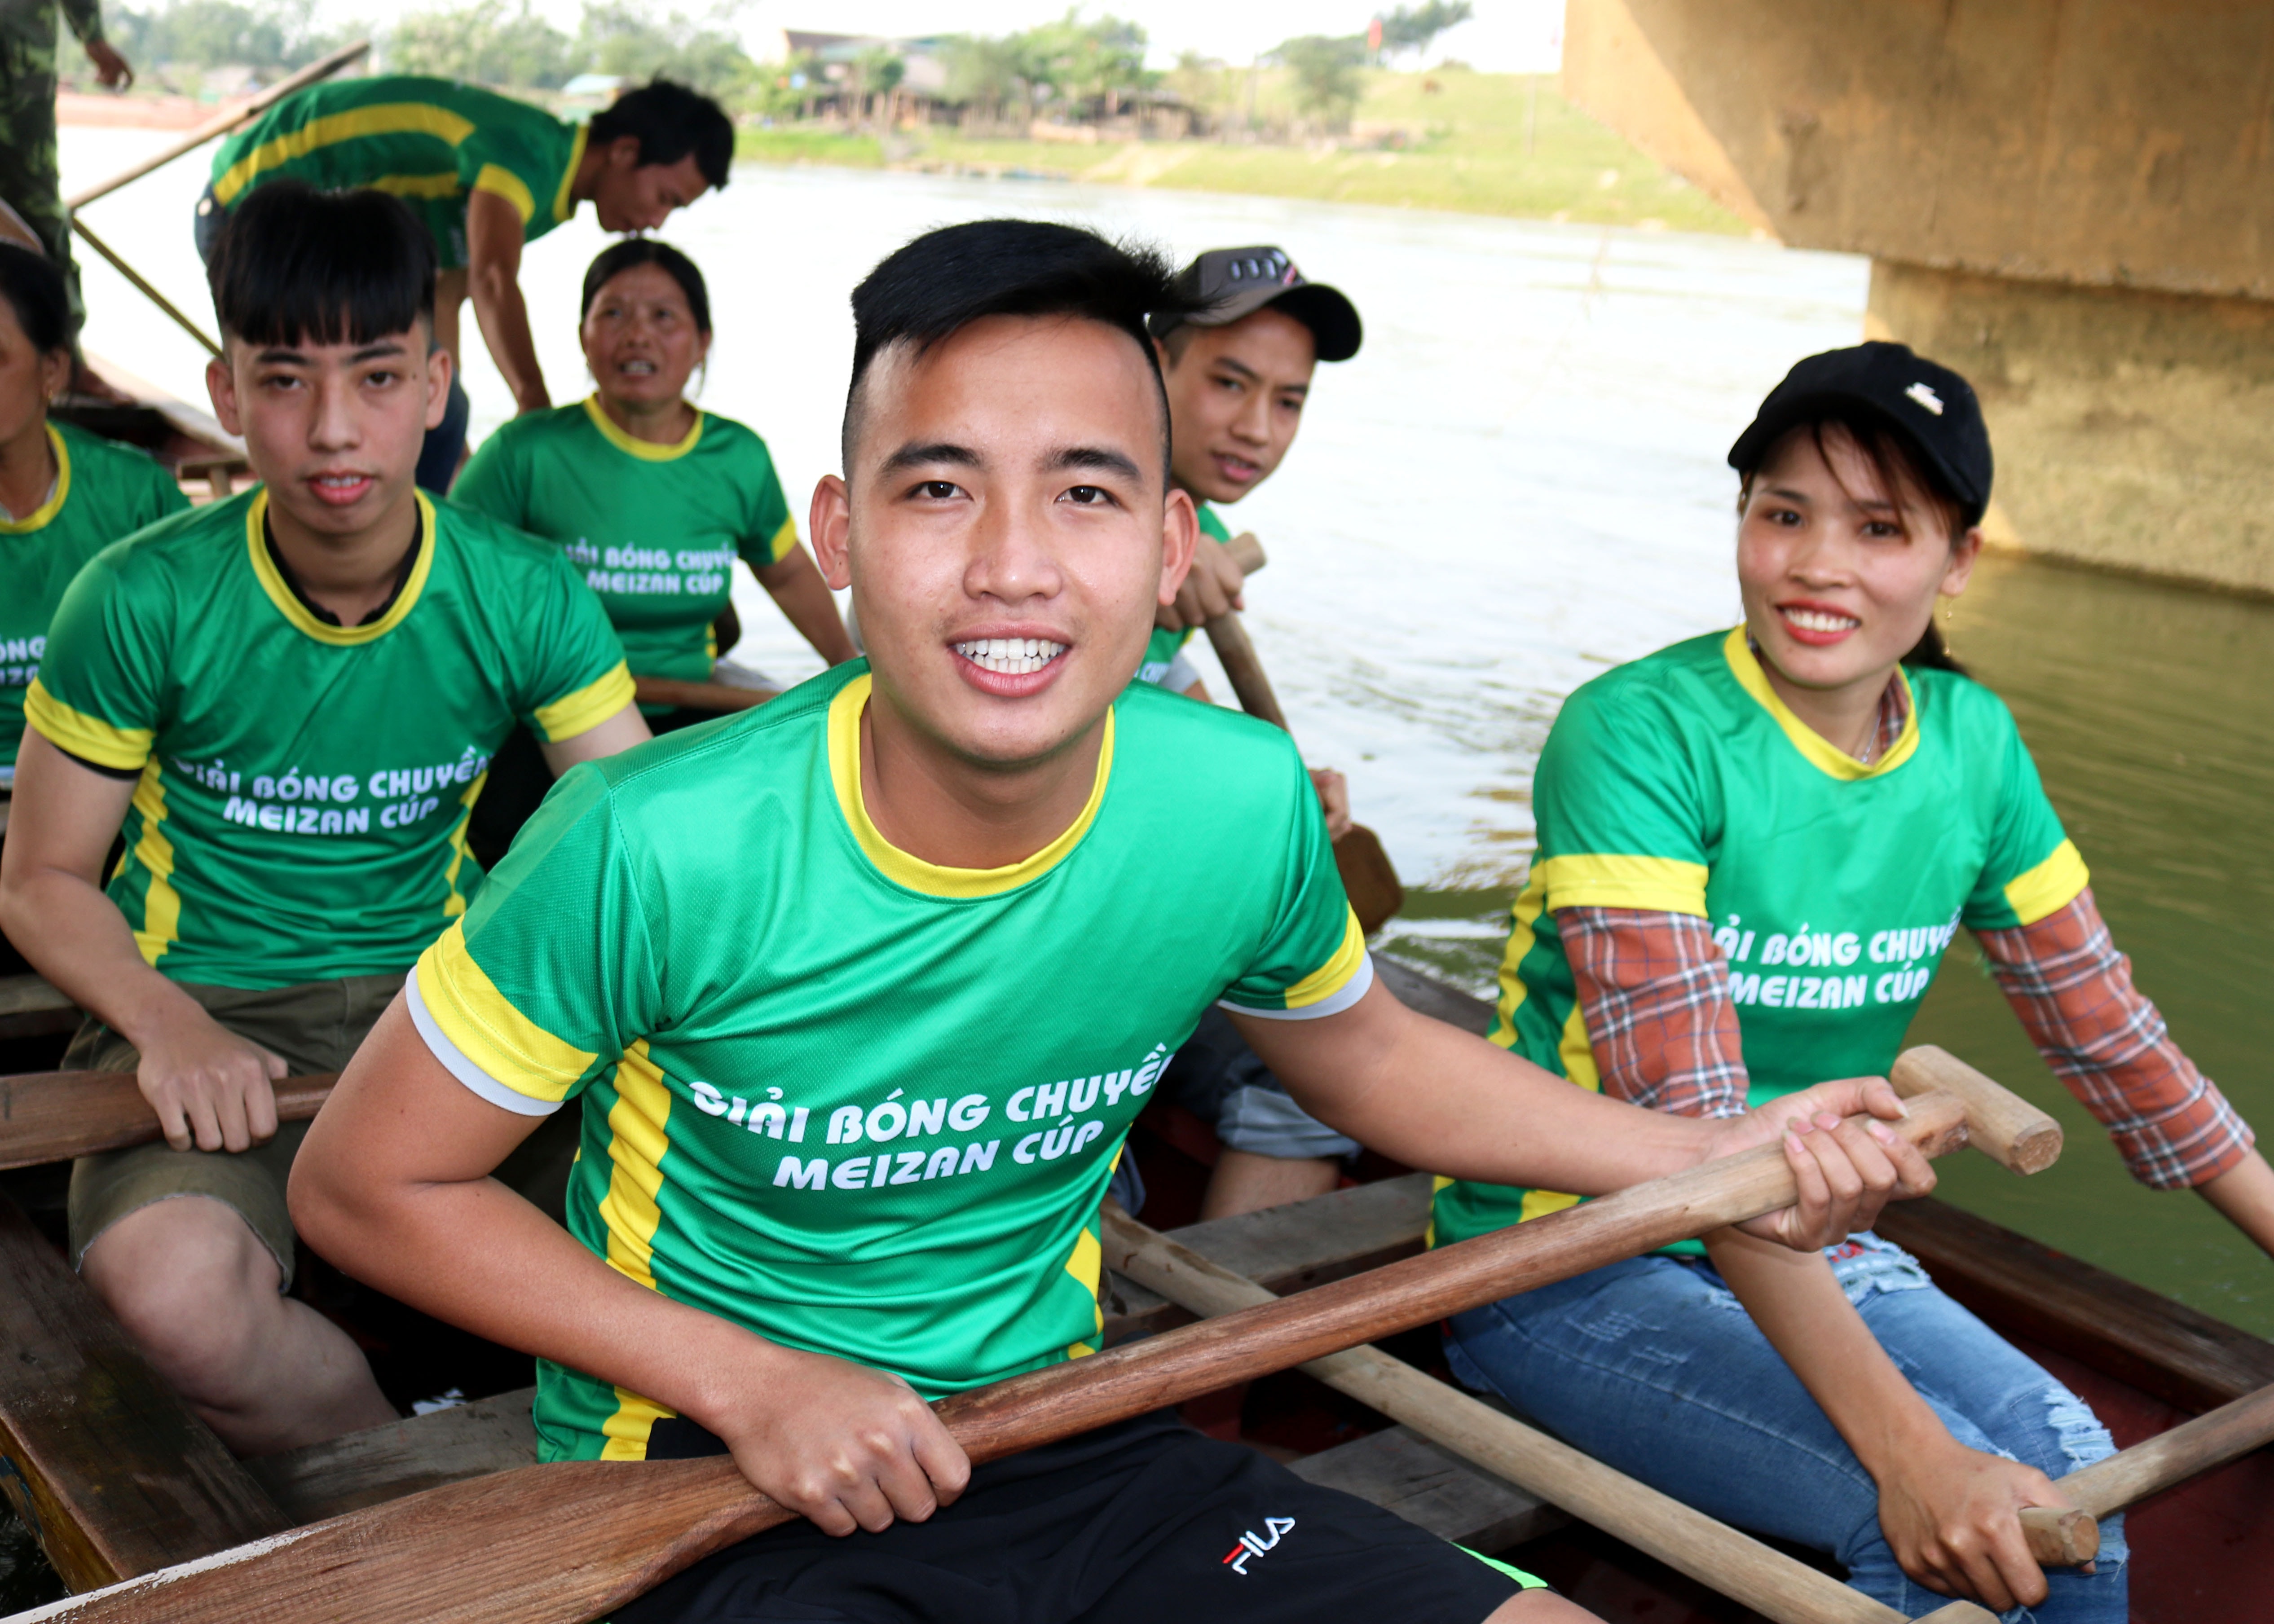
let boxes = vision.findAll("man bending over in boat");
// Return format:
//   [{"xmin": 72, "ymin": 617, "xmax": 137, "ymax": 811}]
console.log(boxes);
[
  {"xmin": 291, "ymin": 219, "xmax": 1931, "ymax": 1623},
  {"xmin": 0, "ymin": 180, "xmax": 648, "ymax": 1456},
  {"xmin": 1130, "ymin": 245, "xmax": 1375, "ymax": 1220},
  {"xmin": 195, "ymin": 75, "xmax": 732, "ymax": 493}
]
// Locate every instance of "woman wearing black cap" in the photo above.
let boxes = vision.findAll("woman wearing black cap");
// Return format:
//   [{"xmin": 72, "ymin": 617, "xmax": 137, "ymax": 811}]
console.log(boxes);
[{"xmin": 1431, "ymin": 343, "xmax": 2270, "ymax": 1618}]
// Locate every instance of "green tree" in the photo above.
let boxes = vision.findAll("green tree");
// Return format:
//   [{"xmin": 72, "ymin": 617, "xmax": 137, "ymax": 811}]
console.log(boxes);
[
  {"xmin": 1163, "ymin": 49, "xmax": 1240, "ymax": 133},
  {"xmin": 576, "ymin": 3, "xmax": 755, "ymax": 101},
  {"xmin": 108, "ymin": 0, "xmax": 345, "ymax": 71},
  {"xmin": 1014, "ymin": 11, "xmax": 1148, "ymax": 113},
  {"xmin": 1271, "ymin": 33, "xmax": 1365, "ymax": 127},
  {"xmin": 1377, "ymin": 0, "xmax": 1473, "ymax": 60},
  {"xmin": 387, "ymin": 1, "xmax": 573, "ymax": 88},
  {"xmin": 940, "ymin": 32, "xmax": 1025, "ymax": 122}
]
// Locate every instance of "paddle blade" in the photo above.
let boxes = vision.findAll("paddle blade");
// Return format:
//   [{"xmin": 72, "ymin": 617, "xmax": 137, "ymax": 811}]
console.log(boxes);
[{"xmin": 1333, "ymin": 824, "xmax": 1404, "ymax": 936}]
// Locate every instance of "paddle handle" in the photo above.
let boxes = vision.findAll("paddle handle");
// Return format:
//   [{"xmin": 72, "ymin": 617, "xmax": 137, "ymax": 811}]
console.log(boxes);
[
  {"xmin": 65, "ymin": 41, "xmax": 372, "ymax": 211},
  {"xmin": 1221, "ymin": 531, "xmax": 1267, "ymax": 575},
  {"xmin": 0, "ymin": 1070, "xmax": 336, "ymax": 1171},
  {"xmin": 1890, "ymin": 1045, "xmax": 2062, "ymax": 1175},
  {"xmin": 631, "ymin": 676, "xmax": 778, "ymax": 714},
  {"xmin": 1203, "ymin": 613, "xmax": 1290, "ymax": 732},
  {"xmin": 2020, "ymin": 1380, "xmax": 2274, "ymax": 1565}
]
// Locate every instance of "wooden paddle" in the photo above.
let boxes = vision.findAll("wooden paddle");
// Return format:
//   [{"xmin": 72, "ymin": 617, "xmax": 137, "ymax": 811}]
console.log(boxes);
[
  {"xmin": 2019, "ymin": 1380, "xmax": 2274, "ymax": 1566},
  {"xmin": 0, "ymin": 1069, "xmax": 337, "ymax": 1172},
  {"xmin": 1101, "ymin": 1205, "xmax": 1993, "ymax": 1624},
  {"xmin": 1199, "ymin": 534, "xmax": 1405, "ymax": 935},
  {"xmin": 25, "ymin": 1091, "xmax": 1977, "ymax": 1622}
]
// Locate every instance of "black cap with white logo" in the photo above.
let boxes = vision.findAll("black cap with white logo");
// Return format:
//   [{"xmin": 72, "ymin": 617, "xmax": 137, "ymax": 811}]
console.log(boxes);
[
  {"xmin": 1727, "ymin": 341, "xmax": 1992, "ymax": 524},
  {"xmin": 1148, "ymin": 246, "xmax": 1362, "ymax": 363}
]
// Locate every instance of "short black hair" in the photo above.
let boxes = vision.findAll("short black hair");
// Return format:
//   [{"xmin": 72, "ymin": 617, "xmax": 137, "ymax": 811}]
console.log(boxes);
[
  {"xmin": 588, "ymin": 79, "xmax": 734, "ymax": 193},
  {"xmin": 843, "ymin": 219, "xmax": 1202, "ymax": 473},
  {"xmin": 208, "ymin": 180, "xmax": 434, "ymax": 349},
  {"xmin": 582, "ymin": 238, "xmax": 710, "ymax": 333},
  {"xmin": 0, "ymin": 244, "xmax": 72, "ymax": 356}
]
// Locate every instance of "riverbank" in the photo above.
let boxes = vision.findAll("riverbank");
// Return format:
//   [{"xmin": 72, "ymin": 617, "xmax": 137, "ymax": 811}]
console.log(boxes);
[{"xmin": 738, "ymin": 70, "xmax": 1749, "ymax": 233}]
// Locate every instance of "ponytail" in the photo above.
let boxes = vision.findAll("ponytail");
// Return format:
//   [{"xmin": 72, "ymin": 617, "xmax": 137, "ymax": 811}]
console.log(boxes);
[{"xmin": 1901, "ymin": 618, "xmax": 1967, "ymax": 676}]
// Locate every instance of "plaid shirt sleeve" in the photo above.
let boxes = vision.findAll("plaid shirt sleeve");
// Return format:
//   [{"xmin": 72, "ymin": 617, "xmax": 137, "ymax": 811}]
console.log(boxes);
[
  {"xmin": 1559, "ymin": 906, "xmax": 1750, "ymax": 1119},
  {"xmin": 1974, "ymin": 888, "xmax": 2253, "ymax": 1189}
]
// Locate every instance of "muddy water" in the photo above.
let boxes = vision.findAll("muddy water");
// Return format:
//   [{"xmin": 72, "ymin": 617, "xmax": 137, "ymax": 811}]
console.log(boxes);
[{"xmin": 53, "ymin": 132, "xmax": 2274, "ymax": 1342}]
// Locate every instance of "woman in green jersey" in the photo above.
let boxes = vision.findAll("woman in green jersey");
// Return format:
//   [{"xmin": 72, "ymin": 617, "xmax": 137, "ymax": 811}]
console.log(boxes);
[
  {"xmin": 0, "ymin": 243, "xmax": 187, "ymax": 798},
  {"xmin": 1438, "ymin": 344, "xmax": 2271, "ymax": 1620},
  {"xmin": 455, "ymin": 238, "xmax": 854, "ymax": 862}
]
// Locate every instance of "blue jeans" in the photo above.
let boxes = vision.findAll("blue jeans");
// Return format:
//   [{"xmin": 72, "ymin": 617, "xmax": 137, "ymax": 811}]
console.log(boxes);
[{"xmin": 1443, "ymin": 1235, "xmax": 2128, "ymax": 1621}]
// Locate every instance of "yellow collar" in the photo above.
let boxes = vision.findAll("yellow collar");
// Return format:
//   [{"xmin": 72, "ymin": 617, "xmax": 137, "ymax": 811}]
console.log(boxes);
[
  {"xmin": 1722, "ymin": 625, "xmax": 1920, "ymax": 781},
  {"xmin": 0, "ymin": 424, "xmax": 70, "ymax": 534},
  {"xmin": 826, "ymin": 671, "xmax": 1113, "ymax": 898},
  {"xmin": 245, "ymin": 488, "xmax": 436, "ymax": 646},
  {"xmin": 582, "ymin": 394, "xmax": 702, "ymax": 462},
  {"xmin": 554, "ymin": 122, "xmax": 589, "ymax": 224}
]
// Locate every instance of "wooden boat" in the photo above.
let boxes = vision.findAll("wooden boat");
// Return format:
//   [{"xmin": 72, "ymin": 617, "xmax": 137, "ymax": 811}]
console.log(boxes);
[
  {"xmin": 0, "ymin": 953, "xmax": 2267, "ymax": 1620},
  {"xmin": 53, "ymin": 356, "xmax": 249, "ymax": 504}
]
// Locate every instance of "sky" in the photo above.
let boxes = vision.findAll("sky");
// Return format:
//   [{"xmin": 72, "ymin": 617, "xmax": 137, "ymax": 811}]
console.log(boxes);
[{"xmin": 322, "ymin": 0, "xmax": 1567, "ymax": 73}]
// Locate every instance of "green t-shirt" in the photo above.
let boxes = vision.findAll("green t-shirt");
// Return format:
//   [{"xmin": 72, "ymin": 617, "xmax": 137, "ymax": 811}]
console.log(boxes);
[
  {"xmin": 453, "ymin": 397, "xmax": 799, "ymax": 686},
  {"xmin": 1136, "ymin": 501, "xmax": 1232, "ymax": 687},
  {"xmin": 408, "ymin": 661, "xmax": 1366, "ymax": 1461},
  {"xmin": 1431, "ymin": 627, "xmax": 2088, "ymax": 1250},
  {"xmin": 0, "ymin": 422, "xmax": 187, "ymax": 779},
  {"xmin": 24, "ymin": 489, "xmax": 635, "ymax": 989},
  {"xmin": 208, "ymin": 76, "xmax": 586, "ymax": 269}
]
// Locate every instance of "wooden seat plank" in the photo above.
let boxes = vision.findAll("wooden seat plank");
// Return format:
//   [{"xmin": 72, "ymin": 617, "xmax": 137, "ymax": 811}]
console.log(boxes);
[
  {"xmin": 1103, "ymin": 1173, "xmax": 1432, "ymax": 1343},
  {"xmin": 0, "ymin": 974, "xmax": 79, "ymax": 1041},
  {"xmin": 0, "ymin": 1192, "xmax": 289, "ymax": 1590},
  {"xmin": 1287, "ymin": 1423, "xmax": 1568, "ymax": 1554},
  {"xmin": 246, "ymin": 1388, "xmax": 538, "ymax": 1524}
]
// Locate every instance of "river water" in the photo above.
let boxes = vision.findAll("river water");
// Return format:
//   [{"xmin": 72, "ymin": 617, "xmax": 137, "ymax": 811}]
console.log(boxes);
[{"xmin": 55, "ymin": 129, "xmax": 2274, "ymax": 1338}]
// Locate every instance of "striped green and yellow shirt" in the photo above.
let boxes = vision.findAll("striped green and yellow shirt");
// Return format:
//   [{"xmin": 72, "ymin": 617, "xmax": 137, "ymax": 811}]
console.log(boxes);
[{"xmin": 207, "ymin": 76, "xmax": 585, "ymax": 269}]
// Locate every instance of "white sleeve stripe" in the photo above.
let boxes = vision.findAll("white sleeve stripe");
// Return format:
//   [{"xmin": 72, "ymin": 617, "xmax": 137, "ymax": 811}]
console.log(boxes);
[
  {"xmin": 1219, "ymin": 951, "xmax": 1375, "ymax": 1022},
  {"xmin": 407, "ymin": 967, "xmax": 564, "ymax": 1118}
]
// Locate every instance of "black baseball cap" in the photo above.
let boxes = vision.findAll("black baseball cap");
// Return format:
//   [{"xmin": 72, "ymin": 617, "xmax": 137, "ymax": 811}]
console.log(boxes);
[
  {"xmin": 1728, "ymin": 342, "xmax": 1992, "ymax": 525},
  {"xmin": 1147, "ymin": 246, "xmax": 1362, "ymax": 363}
]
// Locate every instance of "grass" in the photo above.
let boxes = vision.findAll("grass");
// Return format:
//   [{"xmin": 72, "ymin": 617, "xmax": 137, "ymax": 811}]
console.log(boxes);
[{"xmin": 735, "ymin": 70, "xmax": 1749, "ymax": 233}]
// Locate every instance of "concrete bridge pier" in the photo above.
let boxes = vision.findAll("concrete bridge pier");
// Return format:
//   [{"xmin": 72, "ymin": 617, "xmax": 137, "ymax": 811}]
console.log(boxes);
[{"xmin": 1564, "ymin": 0, "xmax": 2274, "ymax": 594}]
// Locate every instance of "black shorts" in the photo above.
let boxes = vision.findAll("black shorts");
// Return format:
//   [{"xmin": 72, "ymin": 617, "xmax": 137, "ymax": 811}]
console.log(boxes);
[{"xmin": 610, "ymin": 1410, "xmax": 1537, "ymax": 1624}]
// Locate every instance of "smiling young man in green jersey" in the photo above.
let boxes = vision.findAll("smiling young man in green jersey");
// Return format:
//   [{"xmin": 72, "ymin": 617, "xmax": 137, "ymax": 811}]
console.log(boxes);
[
  {"xmin": 290, "ymin": 221, "xmax": 1929, "ymax": 1624},
  {"xmin": 196, "ymin": 77, "xmax": 732, "ymax": 492},
  {"xmin": 0, "ymin": 181, "xmax": 646, "ymax": 1457}
]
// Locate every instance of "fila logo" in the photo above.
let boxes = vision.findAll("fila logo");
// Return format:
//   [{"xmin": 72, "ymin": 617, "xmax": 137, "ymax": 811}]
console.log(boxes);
[
  {"xmin": 1223, "ymin": 1516, "xmax": 1296, "ymax": 1575},
  {"xmin": 1904, "ymin": 382, "xmax": 1945, "ymax": 415}
]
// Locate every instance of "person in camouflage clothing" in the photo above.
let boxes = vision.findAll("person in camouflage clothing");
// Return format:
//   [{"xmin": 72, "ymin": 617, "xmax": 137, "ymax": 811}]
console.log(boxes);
[{"xmin": 0, "ymin": 0, "xmax": 131, "ymax": 354}]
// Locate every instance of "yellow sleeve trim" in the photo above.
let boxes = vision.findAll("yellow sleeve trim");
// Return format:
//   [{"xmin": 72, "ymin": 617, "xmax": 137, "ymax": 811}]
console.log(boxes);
[
  {"xmin": 1283, "ymin": 907, "xmax": 1368, "ymax": 1009},
  {"xmin": 2003, "ymin": 838, "xmax": 2090, "ymax": 927},
  {"xmin": 761, "ymin": 513, "xmax": 800, "ymax": 565},
  {"xmin": 473, "ymin": 163, "xmax": 537, "ymax": 224},
  {"xmin": 23, "ymin": 679, "xmax": 153, "ymax": 772},
  {"xmin": 415, "ymin": 922, "xmax": 598, "ymax": 1103},
  {"xmin": 534, "ymin": 660, "xmax": 636, "ymax": 743},
  {"xmin": 1534, "ymin": 853, "xmax": 1710, "ymax": 917}
]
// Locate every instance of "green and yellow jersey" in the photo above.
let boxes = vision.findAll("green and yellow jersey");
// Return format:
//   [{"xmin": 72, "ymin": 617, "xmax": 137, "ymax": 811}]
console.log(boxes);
[
  {"xmin": 207, "ymin": 76, "xmax": 584, "ymax": 269},
  {"xmin": 1431, "ymin": 627, "xmax": 2088, "ymax": 1251},
  {"xmin": 453, "ymin": 397, "xmax": 799, "ymax": 688},
  {"xmin": 0, "ymin": 421, "xmax": 187, "ymax": 783},
  {"xmin": 407, "ymin": 661, "xmax": 1367, "ymax": 1461},
  {"xmin": 1136, "ymin": 501, "xmax": 1232, "ymax": 687},
  {"xmin": 25, "ymin": 488, "xmax": 633, "ymax": 989}
]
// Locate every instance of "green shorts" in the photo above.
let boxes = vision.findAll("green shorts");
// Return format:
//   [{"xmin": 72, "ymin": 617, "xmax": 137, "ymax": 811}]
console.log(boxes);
[{"xmin": 64, "ymin": 973, "xmax": 407, "ymax": 1286}]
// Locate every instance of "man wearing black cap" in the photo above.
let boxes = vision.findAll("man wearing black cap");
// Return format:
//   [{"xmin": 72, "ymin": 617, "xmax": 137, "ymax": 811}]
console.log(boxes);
[{"xmin": 1132, "ymin": 249, "xmax": 1371, "ymax": 1221}]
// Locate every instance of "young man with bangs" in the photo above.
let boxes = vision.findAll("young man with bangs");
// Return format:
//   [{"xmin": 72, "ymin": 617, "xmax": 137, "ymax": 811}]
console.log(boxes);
[
  {"xmin": 0, "ymin": 180, "xmax": 648, "ymax": 1455},
  {"xmin": 290, "ymin": 219, "xmax": 1933, "ymax": 1623}
]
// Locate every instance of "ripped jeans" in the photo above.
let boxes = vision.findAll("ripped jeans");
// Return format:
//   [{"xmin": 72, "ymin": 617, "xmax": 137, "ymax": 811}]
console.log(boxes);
[{"xmin": 1444, "ymin": 1234, "xmax": 2128, "ymax": 1622}]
